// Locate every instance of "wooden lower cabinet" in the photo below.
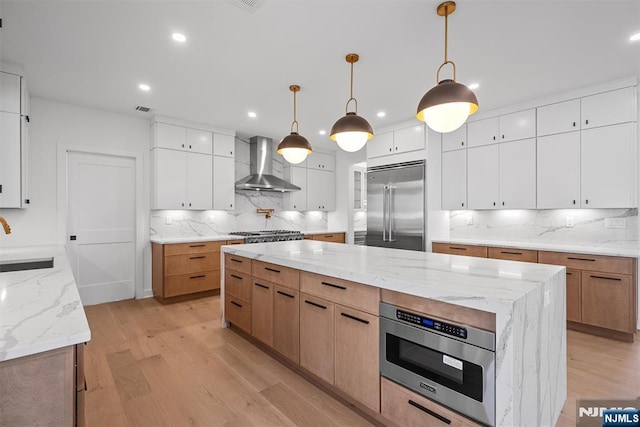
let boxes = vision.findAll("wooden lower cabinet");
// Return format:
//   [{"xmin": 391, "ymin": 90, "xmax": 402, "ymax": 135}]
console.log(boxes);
[
  {"xmin": 225, "ymin": 296, "xmax": 251, "ymax": 333},
  {"xmin": 309, "ymin": 232, "xmax": 346, "ymax": 243},
  {"xmin": 273, "ymin": 285, "xmax": 300, "ymax": 363},
  {"xmin": 251, "ymin": 279, "xmax": 274, "ymax": 346},
  {"xmin": 566, "ymin": 269, "xmax": 582, "ymax": 323},
  {"xmin": 299, "ymin": 293, "xmax": 335, "ymax": 384},
  {"xmin": 488, "ymin": 246, "xmax": 538, "ymax": 263},
  {"xmin": 334, "ymin": 304, "xmax": 380, "ymax": 412},
  {"xmin": 381, "ymin": 377, "xmax": 479, "ymax": 427},
  {"xmin": 0, "ymin": 344, "xmax": 85, "ymax": 426},
  {"xmin": 432, "ymin": 242, "xmax": 487, "ymax": 258},
  {"xmin": 581, "ymin": 271, "xmax": 633, "ymax": 332}
]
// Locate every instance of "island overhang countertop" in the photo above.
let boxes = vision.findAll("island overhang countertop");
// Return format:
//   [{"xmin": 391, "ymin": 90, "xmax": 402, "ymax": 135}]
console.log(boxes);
[{"xmin": 221, "ymin": 240, "xmax": 567, "ymax": 427}]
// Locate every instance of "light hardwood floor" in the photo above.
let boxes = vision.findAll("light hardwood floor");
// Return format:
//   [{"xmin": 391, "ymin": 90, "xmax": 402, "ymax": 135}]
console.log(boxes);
[{"xmin": 84, "ymin": 296, "xmax": 639, "ymax": 427}]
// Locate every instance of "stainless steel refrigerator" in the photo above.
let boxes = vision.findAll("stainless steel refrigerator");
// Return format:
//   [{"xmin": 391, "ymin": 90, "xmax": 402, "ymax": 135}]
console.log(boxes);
[{"xmin": 366, "ymin": 160, "xmax": 425, "ymax": 251}]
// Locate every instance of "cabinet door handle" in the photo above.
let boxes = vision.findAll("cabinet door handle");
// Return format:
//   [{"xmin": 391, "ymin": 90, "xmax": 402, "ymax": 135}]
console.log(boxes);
[
  {"xmin": 461, "ymin": 202, "xmax": 464, "ymax": 207},
  {"xmin": 321, "ymin": 281, "xmax": 347, "ymax": 290},
  {"xmin": 566, "ymin": 272, "xmax": 572, "ymax": 276},
  {"xmin": 590, "ymin": 275, "xmax": 622, "ymax": 282},
  {"xmin": 231, "ymin": 258, "xmax": 243, "ymax": 263},
  {"xmin": 585, "ymin": 119, "xmax": 589, "ymax": 125},
  {"xmin": 501, "ymin": 251, "xmax": 522, "ymax": 255},
  {"xmin": 277, "ymin": 290, "xmax": 295, "ymax": 299},
  {"xmin": 567, "ymin": 257, "xmax": 595, "ymax": 262},
  {"xmin": 189, "ymin": 256, "xmax": 206, "ymax": 260},
  {"xmin": 254, "ymin": 282, "xmax": 269, "ymax": 289},
  {"xmin": 502, "ymin": 134, "xmax": 505, "ymax": 139},
  {"xmin": 572, "ymin": 200, "xmax": 576, "ymax": 205},
  {"xmin": 189, "ymin": 244, "xmax": 206, "ymax": 248},
  {"xmin": 461, "ymin": 141, "xmax": 464, "ymax": 146},
  {"xmin": 408, "ymin": 400, "xmax": 451, "ymax": 425},
  {"xmin": 340, "ymin": 312, "xmax": 369, "ymax": 325},
  {"xmin": 585, "ymin": 199, "xmax": 589, "ymax": 205},
  {"xmin": 230, "ymin": 274, "xmax": 242, "ymax": 280},
  {"xmin": 492, "ymin": 136, "xmax": 496, "ymax": 141},
  {"xmin": 265, "ymin": 267, "xmax": 281, "ymax": 273},
  {"xmin": 572, "ymin": 121, "xmax": 576, "ymax": 127},
  {"xmin": 304, "ymin": 300, "xmax": 327, "ymax": 310},
  {"xmin": 493, "ymin": 202, "xmax": 496, "ymax": 206},
  {"xmin": 502, "ymin": 201, "xmax": 505, "ymax": 206},
  {"xmin": 231, "ymin": 301, "xmax": 242, "ymax": 308},
  {"xmin": 449, "ymin": 246, "xmax": 467, "ymax": 251},
  {"xmin": 190, "ymin": 275, "xmax": 206, "ymax": 279}
]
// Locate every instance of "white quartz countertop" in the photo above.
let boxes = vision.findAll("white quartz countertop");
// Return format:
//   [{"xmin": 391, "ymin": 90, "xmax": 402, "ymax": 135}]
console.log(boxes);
[
  {"xmin": 0, "ymin": 245, "xmax": 91, "ymax": 362},
  {"xmin": 432, "ymin": 238, "xmax": 640, "ymax": 258},
  {"xmin": 222, "ymin": 240, "xmax": 563, "ymax": 312},
  {"xmin": 150, "ymin": 235, "xmax": 237, "ymax": 244}
]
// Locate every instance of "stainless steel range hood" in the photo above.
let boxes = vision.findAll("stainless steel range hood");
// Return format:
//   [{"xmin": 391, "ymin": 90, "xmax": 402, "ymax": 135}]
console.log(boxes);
[{"xmin": 235, "ymin": 136, "xmax": 301, "ymax": 192}]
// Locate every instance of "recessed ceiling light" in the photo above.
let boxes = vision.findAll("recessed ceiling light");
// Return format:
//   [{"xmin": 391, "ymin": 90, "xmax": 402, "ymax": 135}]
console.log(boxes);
[
  {"xmin": 248, "ymin": 111, "xmax": 257, "ymax": 118},
  {"xmin": 172, "ymin": 33, "xmax": 187, "ymax": 42},
  {"xmin": 377, "ymin": 111, "xmax": 386, "ymax": 118},
  {"xmin": 630, "ymin": 32, "xmax": 640, "ymax": 41},
  {"xmin": 139, "ymin": 84, "xmax": 151, "ymax": 91},
  {"xmin": 468, "ymin": 83, "xmax": 480, "ymax": 90},
  {"xmin": 319, "ymin": 130, "xmax": 326, "ymax": 135}
]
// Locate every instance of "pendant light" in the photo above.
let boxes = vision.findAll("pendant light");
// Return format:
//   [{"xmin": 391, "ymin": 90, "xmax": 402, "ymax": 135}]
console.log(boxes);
[
  {"xmin": 277, "ymin": 85, "xmax": 312, "ymax": 164},
  {"xmin": 416, "ymin": 1, "xmax": 478, "ymax": 133},
  {"xmin": 330, "ymin": 53, "xmax": 373, "ymax": 152}
]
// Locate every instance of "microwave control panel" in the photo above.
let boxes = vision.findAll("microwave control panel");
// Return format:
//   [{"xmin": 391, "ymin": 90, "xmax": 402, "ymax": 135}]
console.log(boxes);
[{"xmin": 396, "ymin": 309, "xmax": 467, "ymax": 339}]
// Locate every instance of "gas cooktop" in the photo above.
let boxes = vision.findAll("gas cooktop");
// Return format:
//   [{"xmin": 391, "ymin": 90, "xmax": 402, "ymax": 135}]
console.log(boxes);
[{"xmin": 229, "ymin": 230, "xmax": 303, "ymax": 243}]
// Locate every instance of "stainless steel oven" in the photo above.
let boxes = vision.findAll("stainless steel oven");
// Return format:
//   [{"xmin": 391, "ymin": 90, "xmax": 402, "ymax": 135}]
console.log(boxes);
[{"xmin": 380, "ymin": 302, "xmax": 496, "ymax": 426}]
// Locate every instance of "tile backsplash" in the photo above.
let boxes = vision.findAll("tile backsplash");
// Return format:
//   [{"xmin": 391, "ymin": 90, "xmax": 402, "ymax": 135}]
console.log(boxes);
[
  {"xmin": 150, "ymin": 138, "xmax": 328, "ymax": 239},
  {"xmin": 449, "ymin": 208, "xmax": 639, "ymax": 249}
]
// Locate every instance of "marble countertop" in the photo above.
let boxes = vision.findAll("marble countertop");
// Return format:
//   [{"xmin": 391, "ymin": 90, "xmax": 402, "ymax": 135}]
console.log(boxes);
[
  {"xmin": 150, "ymin": 230, "xmax": 347, "ymax": 245},
  {"xmin": 222, "ymin": 240, "xmax": 563, "ymax": 311},
  {"xmin": 432, "ymin": 238, "xmax": 640, "ymax": 258},
  {"xmin": 0, "ymin": 245, "xmax": 91, "ymax": 362}
]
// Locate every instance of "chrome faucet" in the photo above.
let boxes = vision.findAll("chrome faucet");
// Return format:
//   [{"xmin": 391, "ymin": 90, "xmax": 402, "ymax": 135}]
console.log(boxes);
[{"xmin": 0, "ymin": 216, "xmax": 11, "ymax": 234}]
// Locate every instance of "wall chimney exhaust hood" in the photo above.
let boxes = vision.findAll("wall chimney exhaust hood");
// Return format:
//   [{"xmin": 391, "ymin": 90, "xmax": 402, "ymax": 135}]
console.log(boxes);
[{"xmin": 235, "ymin": 136, "xmax": 301, "ymax": 192}]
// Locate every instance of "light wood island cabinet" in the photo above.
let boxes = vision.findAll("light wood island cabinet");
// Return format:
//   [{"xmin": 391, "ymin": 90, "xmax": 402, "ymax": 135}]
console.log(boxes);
[{"xmin": 299, "ymin": 293, "xmax": 335, "ymax": 384}]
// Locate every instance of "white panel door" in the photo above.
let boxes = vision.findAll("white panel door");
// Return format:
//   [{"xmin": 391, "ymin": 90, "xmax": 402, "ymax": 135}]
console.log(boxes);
[
  {"xmin": 467, "ymin": 117, "xmax": 499, "ymax": 148},
  {"xmin": 499, "ymin": 109, "xmax": 536, "ymax": 142},
  {"xmin": 394, "ymin": 124, "xmax": 425, "ymax": 154},
  {"xmin": 154, "ymin": 122, "xmax": 187, "ymax": 150},
  {"xmin": 537, "ymin": 99, "xmax": 580, "ymax": 137},
  {"xmin": 581, "ymin": 87, "xmax": 636, "ymax": 129},
  {"xmin": 0, "ymin": 111, "xmax": 21, "ymax": 208},
  {"xmin": 307, "ymin": 169, "xmax": 335, "ymax": 211},
  {"xmin": 537, "ymin": 132, "xmax": 581, "ymax": 209},
  {"xmin": 186, "ymin": 152, "xmax": 212, "ymax": 210},
  {"xmin": 442, "ymin": 124, "xmax": 467, "ymax": 152},
  {"xmin": 581, "ymin": 123, "xmax": 635, "ymax": 208},
  {"xmin": 153, "ymin": 148, "xmax": 186, "ymax": 209},
  {"xmin": 442, "ymin": 150, "xmax": 467, "ymax": 210},
  {"xmin": 308, "ymin": 151, "xmax": 336, "ymax": 171},
  {"xmin": 186, "ymin": 128, "xmax": 213, "ymax": 154},
  {"xmin": 367, "ymin": 131, "xmax": 393, "ymax": 159},
  {"xmin": 284, "ymin": 166, "xmax": 307, "ymax": 211},
  {"xmin": 0, "ymin": 72, "xmax": 21, "ymax": 114},
  {"xmin": 213, "ymin": 155, "xmax": 235, "ymax": 210},
  {"xmin": 499, "ymin": 138, "xmax": 536, "ymax": 209},
  {"xmin": 467, "ymin": 145, "xmax": 499, "ymax": 209},
  {"xmin": 213, "ymin": 133, "xmax": 235, "ymax": 157},
  {"xmin": 67, "ymin": 152, "xmax": 135, "ymax": 305}
]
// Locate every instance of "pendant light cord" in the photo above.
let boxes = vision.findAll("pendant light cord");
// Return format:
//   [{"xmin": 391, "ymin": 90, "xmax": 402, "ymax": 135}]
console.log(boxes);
[
  {"xmin": 345, "ymin": 60, "xmax": 359, "ymax": 114},
  {"xmin": 291, "ymin": 88, "xmax": 299, "ymax": 133}
]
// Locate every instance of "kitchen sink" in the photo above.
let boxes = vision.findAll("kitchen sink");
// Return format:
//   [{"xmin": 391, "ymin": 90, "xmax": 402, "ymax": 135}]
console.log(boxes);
[{"xmin": 0, "ymin": 257, "xmax": 54, "ymax": 273}]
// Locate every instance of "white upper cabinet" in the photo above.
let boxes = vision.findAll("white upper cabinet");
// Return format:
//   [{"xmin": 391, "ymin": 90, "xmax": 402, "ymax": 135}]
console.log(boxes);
[
  {"xmin": 0, "ymin": 111, "xmax": 21, "ymax": 208},
  {"xmin": 0, "ymin": 72, "xmax": 20, "ymax": 114},
  {"xmin": 498, "ymin": 109, "xmax": 536, "ymax": 143},
  {"xmin": 186, "ymin": 128, "xmax": 213, "ymax": 155},
  {"xmin": 581, "ymin": 122, "xmax": 635, "ymax": 208},
  {"xmin": 537, "ymin": 99, "xmax": 580, "ymax": 136},
  {"xmin": 213, "ymin": 133, "xmax": 235, "ymax": 157},
  {"xmin": 393, "ymin": 124, "xmax": 425, "ymax": 154},
  {"xmin": 537, "ymin": 132, "xmax": 581, "ymax": 209},
  {"xmin": 308, "ymin": 151, "xmax": 335, "ymax": 171},
  {"xmin": 441, "ymin": 150, "xmax": 467, "ymax": 210},
  {"xmin": 154, "ymin": 122, "xmax": 187, "ymax": 150},
  {"xmin": 283, "ymin": 166, "xmax": 307, "ymax": 211},
  {"xmin": 152, "ymin": 149, "xmax": 187, "ymax": 209},
  {"xmin": 467, "ymin": 145, "xmax": 500, "ymax": 209},
  {"xmin": 467, "ymin": 117, "xmax": 499, "ymax": 148},
  {"xmin": 367, "ymin": 131, "xmax": 394, "ymax": 158},
  {"xmin": 213, "ymin": 155, "xmax": 235, "ymax": 210},
  {"xmin": 581, "ymin": 87, "xmax": 636, "ymax": 129},
  {"xmin": 441, "ymin": 124, "xmax": 467, "ymax": 152},
  {"xmin": 186, "ymin": 153, "xmax": 213, "ymax": 209},
  {"xmin": 499, "ymin": 138, "xmax": 536, "ymax": 209},
  {"xmin": 307, "ymin": 169, "xmax": 335, "ymax": 211}
]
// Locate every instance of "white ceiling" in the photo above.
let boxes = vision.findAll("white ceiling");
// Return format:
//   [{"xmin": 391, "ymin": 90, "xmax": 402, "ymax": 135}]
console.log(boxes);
[{"xmin": 1, "ymin": 0, "xmax": 639, "ymax": 151}]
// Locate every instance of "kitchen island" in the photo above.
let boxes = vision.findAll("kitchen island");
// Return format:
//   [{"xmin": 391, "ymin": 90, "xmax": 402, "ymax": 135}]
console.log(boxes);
[{"xmin": 221, "ymin": 240, "xmax": 566, "ymax": 427}]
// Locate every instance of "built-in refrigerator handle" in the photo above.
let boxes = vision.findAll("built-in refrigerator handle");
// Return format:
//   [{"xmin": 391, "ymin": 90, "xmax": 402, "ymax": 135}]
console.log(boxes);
[
  {"xmin": 388, "ymin": 185, "xmax": 395, "ymax": 242},
  {"xmin": 382, "ymin": 185, "xmax": 388, "ymax": 242}
]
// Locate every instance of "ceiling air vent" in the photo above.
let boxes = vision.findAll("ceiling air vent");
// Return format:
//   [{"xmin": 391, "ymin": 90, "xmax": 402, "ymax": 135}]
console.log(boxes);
[
  {"xmin": 135, "ymin": 106, "xmax": 152, "ymax": 113},
  {"xmin": 228, "ymin": 0, "xmax": 264, "ymax": 13}
]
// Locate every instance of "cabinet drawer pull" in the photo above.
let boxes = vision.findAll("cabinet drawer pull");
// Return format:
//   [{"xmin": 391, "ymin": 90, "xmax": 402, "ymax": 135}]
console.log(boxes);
[
  {"xmin": 321, "ymin": 281, "xmax": 347, "ymax": 290},
  {"xmin": 190, "ymin": 275, "xmax": 206, "ymax": 279},
  {"xmin": 189, "ymin": 244, "xmax": 206, "ymax": 248},
  {"xmin": 277, "ymin": 290, "xmax": 295, "ymax": 299},
  {"xmin": 254, "ymin": 282, "xmax": 270, "ymax": 289},
  {"xmin": 189, "ymin": 256, "xmax": 206, "ymax": 260},
  {"xmin": 265, "ymin": 267, "xmax": 281, "ymax": 273},
  {"xmin": 230, "ymin": 258, "xmax": 243, "ymax": 263},
  {"xmin": 501, "ymin": 251, "xmax": 522, "ymax": 255},
  {"xmin": 230, "ymin": 274, "xmax": 242, "ymax": 280},
  {"xmin": 408, "ymin": 400, "xmax": 451, "ymax": 425},
  {"xmin": 566, "ymin": 272, "xmax": 572, "ymax": 276},
  {"xmin": 567, "ymin": 257, "xmax": 595, "ymax": 262},
  {"xmin": 304, "ymin": 300, "xmax": 327, "ymax": 310},
  {"xmin": 340, "ymin": 312, "xmax": 369, "ymax": 325},
  {"xmin": 449, "ymin": 246, "xmax": 467, "ymax": 251},
  {"xmin": 231, "ymin": 301, "xmax": 243, "ymax": 308},
  {"xmin": 590, "ymin": 275, "xmax": 622, "ymax": 282}
]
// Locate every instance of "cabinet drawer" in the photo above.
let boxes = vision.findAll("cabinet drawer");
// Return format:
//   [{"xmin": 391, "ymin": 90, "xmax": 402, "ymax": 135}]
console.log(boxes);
[
  {"xmin": 252, "ymin": 260, "xmax": 300, "ymax": 290},
  {"xmin": 311, "ymin": 233, "xmax": 345, "ymax": 243},
  {"xmin": 224, "ymin": 254, "xmax": 252, "ymax": 275},
  {"xmin": 538, "ymin": 251, "xmax": 632, "ymax": 274},
  {"xmin": 164, "ymin": 241, "xmax": 223, "ymax": 256},
  {"xmin": 225, "ymin": 269, "xmax": 252, "ymax": 301},
  {"xmin": 432, "ymin": 243, "xmax": 488, "ymax": 258},
  {"xmin": 225, "ymin": 239, "xmax": 245, "ymax": 245},
  {"xmin": 165, "ymin": 253, "xmax": 218, "ymax": 276},
  {"xmin": 225, "ymin": 297, "xmax": 251, "ymax": 334},
  {"xmin": 381, "ymin": 377, "xmax": 479, "ymax": 427},
  {"xmin": 301, "ymin": 272, "xmax": 379, "ymax": 315},
  {"xmin": 164, "ymin": 271, "xmax": 220, "ymax": 297},
  {"xmin": 487, "ymin": 247, "xmax": 538, "ymax": 263}
]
